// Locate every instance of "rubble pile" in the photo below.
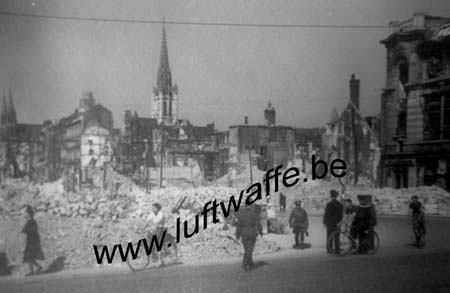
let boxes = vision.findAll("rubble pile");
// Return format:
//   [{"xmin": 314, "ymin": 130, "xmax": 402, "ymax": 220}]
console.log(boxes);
[
  {"xmin": 0, "ymin": 175, "xmax": 280, "ymax": 273},
  {"xmin": 284, "ymin": 179, "xmax": 450, "ymax": 215},
  {"xmin": 0, "ymin": 178, "xmax": 136, "ymax": 220}
]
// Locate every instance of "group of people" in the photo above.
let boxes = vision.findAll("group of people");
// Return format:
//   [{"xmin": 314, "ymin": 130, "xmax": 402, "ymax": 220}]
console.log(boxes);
[
  {"xmin": 14, "ymin": 190, "xmax": 427, "ymax": 276},
  {"xmin": 323, "ymin": 190, "xmax": 377, "ymax": 254}
]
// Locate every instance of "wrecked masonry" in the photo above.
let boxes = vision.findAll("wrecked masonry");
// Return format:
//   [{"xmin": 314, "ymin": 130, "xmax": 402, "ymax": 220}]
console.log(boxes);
[{"xmin": 93, "ymin": 157, "xmax": 347, "ymax": 265}]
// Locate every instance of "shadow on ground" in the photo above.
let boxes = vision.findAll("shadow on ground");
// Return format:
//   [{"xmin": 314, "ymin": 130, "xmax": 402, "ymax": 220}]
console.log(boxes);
[
  {"xmin": 40, "ymin": 256, "xmax": 66, "ymax": 275},
  {"xmin": 0, "ymin": 252, "xmax": 14, "ymax": 276}
]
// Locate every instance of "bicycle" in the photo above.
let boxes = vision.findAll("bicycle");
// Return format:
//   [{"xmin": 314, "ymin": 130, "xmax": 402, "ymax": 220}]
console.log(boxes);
[
  {"xmin": 126, "ymin": 229, "xmax": 178, "ymax": 272},
  {"xmin": 410, "ymin": 216, "xmax": 426, "ymax": 248},
  {"xmin": 327, "ymin": 226, "xmax": 380, "ymax": 256}
]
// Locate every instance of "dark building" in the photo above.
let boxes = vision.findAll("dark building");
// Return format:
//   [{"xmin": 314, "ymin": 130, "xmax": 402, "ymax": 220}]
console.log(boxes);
[
  {"xmin": 119, "ymin": 110, "xmax": 158, "ymax": 174},
  {"xmin": 380, "ymin": 13, "xmax": 450, "ymax": 190},
  {"xmin": 0, "ymin": 90, "xmax": 43, "ymax": 180},
  {"xmin": 322, "ymin": 74, "xmax": 381, "ymax": 186}
]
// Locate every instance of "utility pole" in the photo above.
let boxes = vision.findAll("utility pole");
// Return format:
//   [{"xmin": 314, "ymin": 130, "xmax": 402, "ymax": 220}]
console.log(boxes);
[
  {"xmin": 351, "ymin": 106, "xmax": 359, "ymax": 185},
  {"xmin": 159, "ymin": 124, "xmax": 164, "ymax": 188},
  {"xmin": 248, "ymin": 146, "xmax": 253, "ymax": 184},
  {"xmin": 144, "ymin": 139, "xmax": 150, "ymax": 193}
]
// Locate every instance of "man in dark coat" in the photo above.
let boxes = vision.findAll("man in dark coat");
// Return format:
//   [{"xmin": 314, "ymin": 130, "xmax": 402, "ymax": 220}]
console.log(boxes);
[
  {"xmin": 289, "ymin": 200, "xmax": 309, "ymax": 249},
  {"xmin": 323, "ymin": 189, "xmax": 343, "ymax": 253},
  {"xmin": 279, "ymin": 192, "xmax": 286, "ymax": 212},
  {"xmin": 236, "ymin": 205, "xmax": 263, "ymax": 271}
]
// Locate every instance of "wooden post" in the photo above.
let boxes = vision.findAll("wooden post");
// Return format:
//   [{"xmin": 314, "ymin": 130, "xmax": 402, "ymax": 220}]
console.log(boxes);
[
  {"xmin": 351, "ymin": 107, "xmax": 359, "ymax": 185},
  {"xmin": 159, "ymin": 125, "xmax": 164, "ymax": 188},
  {"xmin": 145, "ymin": 139, "xmax": 150, "ymax": 193},
  {"xmin": 248, "ymin": 147, "xmax": 253, "ymax": 184}
]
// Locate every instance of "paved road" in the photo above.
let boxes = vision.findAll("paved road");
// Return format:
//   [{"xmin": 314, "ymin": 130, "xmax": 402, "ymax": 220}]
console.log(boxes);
[{"xmin": 2, "ymin": 216, "xmax": 450, "ymax": 293}]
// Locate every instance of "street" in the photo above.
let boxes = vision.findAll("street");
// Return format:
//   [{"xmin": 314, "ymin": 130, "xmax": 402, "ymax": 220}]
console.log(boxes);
[{"xmin": 2, "ymin": 215, "xmax": 450, "ymax": 293}]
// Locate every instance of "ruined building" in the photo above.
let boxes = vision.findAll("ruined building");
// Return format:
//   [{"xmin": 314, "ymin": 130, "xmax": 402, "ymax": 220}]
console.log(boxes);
[
  {"xmin": 380, "ymin": 13, "xmax": 450, "ymax": 190},
  {"xmin": 0, "ymin": 90, "xmax": 43, "ymax": 181},
  {"xmin": 118, "ymin": 23, "xmax": 227, "ymax": 184},
  {"xmin": 118, "ymin": 110, "xmax": 158, "ymax": 174},
  {"xmin": 228, "ymin": 105, "xmax": 296, "ymax": 173},
  {"xmin": 322, "ymin": 74, "xmax": 381, "ymax": 186},
  {"xmin": 55, "ymin": 91, "xmax": 114, "ymax": 187}
]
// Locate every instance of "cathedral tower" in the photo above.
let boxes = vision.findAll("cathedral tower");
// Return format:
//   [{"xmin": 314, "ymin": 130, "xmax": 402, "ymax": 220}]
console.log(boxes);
[
  {"xmin": 0, "ymin": 89, "xmax": 17, "ymax": 137},
  {"xmin": 152, "ymin": 21, "xmax": 178, "ymax": 125}
]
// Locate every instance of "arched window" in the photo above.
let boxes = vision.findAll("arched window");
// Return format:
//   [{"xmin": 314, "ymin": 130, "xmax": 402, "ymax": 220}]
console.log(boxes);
[
  {"xmin": 163, "ymin": 97, "xmax": 168, "ymax": 116},
  {"xmin": 398, "ymin": 58, "xmax": 409, "ymax": 85}
]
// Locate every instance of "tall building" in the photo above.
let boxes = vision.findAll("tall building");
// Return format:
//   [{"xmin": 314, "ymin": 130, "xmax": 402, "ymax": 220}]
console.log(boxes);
[
  {"xmin": 152, "ymin": 22, "xmax": 178, "ymax": 125},
  {"xmin": 380, "ymin": 13, "xmax": 450, "ymax": 190}
]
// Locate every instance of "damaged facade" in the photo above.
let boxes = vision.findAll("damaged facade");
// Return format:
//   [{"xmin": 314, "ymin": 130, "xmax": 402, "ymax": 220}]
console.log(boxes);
[
  {"xmin": 228, "ymin": 104, "xmax": 295, "ymax": 173},
  {"xmin": 117, "ymin": 22, "xmax": 228, "ymax": 184},
  {"xmin": 50, "ymin": 91, "xmax": 114, "ymax": 188},
  {"xmin": 380, "ymin": 13, "xmax": 450, "ymax": 190},
  {"xmin": 322, "ymin": 74, "xmax": 381, "ymax": 186}
]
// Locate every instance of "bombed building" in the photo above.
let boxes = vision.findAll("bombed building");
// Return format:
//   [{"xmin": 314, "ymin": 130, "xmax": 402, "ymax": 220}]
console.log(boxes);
[
  {"xmin": 322, "ymin": 74, "xmax": 381, "ymax": 186},
  {"xmin": 380, "ymin": 13, "xmax": 450, "ymax": 190}
]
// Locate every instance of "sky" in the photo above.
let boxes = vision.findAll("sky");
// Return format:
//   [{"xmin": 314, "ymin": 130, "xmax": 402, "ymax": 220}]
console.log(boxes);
[{"xmin": 1, "ymin": 0, "xmax": 450, "ymax": 131}]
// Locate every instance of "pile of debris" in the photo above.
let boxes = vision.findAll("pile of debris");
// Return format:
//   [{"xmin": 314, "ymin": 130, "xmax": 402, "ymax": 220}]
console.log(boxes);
[
  {"xmin": 283, "ymin": 178, "xmax": 450, "ymax": 215},
  {"xmin": 0, "ymin": 178, "xmax": 136, "ymax": 221},
  {"xmin": 0, "ymin": 174, "xmax": 280, "ymax": 274}
]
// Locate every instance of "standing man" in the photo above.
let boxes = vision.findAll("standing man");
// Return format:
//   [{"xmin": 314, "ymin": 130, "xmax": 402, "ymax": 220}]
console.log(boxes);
[
  {"xmin": 279, "ymin": 192, "xmax": 286, "ymax": 212},
  {"xmin": 289, "ymin": 200, "xmax": 309, "ymax": 249},
  {"xmin": 236, "ymin": 205, "xmax": 263, "ymax": 271},
  {"xmin": 323, "ymin": 189, "xmax": 343, "ymax": 254}
]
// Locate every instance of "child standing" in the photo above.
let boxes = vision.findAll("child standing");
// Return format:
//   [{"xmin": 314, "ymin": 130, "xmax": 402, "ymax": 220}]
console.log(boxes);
[
  {"xmin": 289, "ymin": 200, "xmax": 309, "ymax": 249},
  {"xmin": 22, "ymin": 205, "xmax": 44, "ymax": 276}
]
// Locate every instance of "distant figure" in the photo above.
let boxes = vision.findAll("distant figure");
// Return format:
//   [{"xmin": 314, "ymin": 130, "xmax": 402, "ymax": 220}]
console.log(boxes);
[
  {"xmin": 279, "ymin": 192, "xmax": 286, "ymax": 212},
  {"xmin": 22, "ymin": 205, "xmax": 44, "ymax": 276},
  {"xmin": 289, "ymin": 200, "xmax": 309, "ymax": 249},
  {"xmin": 408, "ymin": 195, "xmax": 426, "ymax": 245},
  {"xmin": 236, "ymin": 205, "xmax": 263, "ymax": 271},
  {"xmin": 323, "ymin": 190, "xmax": 343, "ymax": 254}
]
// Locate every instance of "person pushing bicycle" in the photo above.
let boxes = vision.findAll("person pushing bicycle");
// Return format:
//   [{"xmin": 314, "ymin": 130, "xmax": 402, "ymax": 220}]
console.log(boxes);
[
  {"xmin": 408, "ymin": 196, "xmax": 426, "ymax": 246},
  {"xmin": 351, "ymin": 195, "xmax": 377, "ymax": 253},
  {"xmin": 142, "ymin": 203, "xmax": 167, "ymax": 266}
]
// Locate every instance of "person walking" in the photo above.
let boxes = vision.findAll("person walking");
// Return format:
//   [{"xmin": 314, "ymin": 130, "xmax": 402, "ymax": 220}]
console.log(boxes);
[
  {"xmin": 323, "ymin": 190, "xmax": 343, "ymax": 254},
  {"xmin": 22, "ymin": 205, "xmax": 44, "ymax": 276},
  {"xmin": 279, "ymin": 192, "xmax": 286, "ymax": 212},
  {"xmin": 289, "ymin": 200, "xmax": 309, "ymax": 249},
  {"xmin": 235, "ymin": 205, "xmax": 263, "ymax": 271}
]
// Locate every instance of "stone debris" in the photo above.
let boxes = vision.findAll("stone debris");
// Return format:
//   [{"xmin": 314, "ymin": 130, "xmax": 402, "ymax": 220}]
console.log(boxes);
[
  {"xmin": 0, "ymin": 171, "xmax": 279, "ymax": 274},
  {"xmin": 284, "ymin": 178, "xmax": 450, "ymax": 216},
  {"xmin": 2, "ymin": 166, "xmax": 450, "ymax": 275}
]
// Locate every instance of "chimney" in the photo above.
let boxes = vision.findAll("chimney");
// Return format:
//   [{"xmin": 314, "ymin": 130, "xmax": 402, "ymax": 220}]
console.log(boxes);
[
  {"xmin": 244, "ymin": 116, "xmax": 248, "ymax": 125},
  {"xmin": 350, "ymin": 73, "xmax": 360, "ymax": 110}
]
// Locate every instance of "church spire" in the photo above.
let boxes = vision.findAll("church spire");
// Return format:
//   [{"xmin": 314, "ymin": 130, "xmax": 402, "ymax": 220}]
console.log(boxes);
[
  {"xmin": 1, "ymin": 91, "xmax": 8, "ymax": 126},
  {"xmin": 8, "ymin": 88, "xmax": 17, "ymax": 125},
  {"xmin": 157, "ymin": 19, "xmax": 172, "ymax": 96}
]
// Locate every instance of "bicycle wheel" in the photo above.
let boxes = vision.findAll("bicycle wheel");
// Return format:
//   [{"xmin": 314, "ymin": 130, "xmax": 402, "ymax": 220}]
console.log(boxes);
[
  {"xmin": 327, "ymin": 231, "xmax": 353, "ymax": 255},
  {"xmin": 126, "ymin": 242, "xmax": 150, "ymax": 272},
  {"xmin": 412, "ymin": 226, "xmax": 426, "ymax": 248},
  {"xmin": 362, "ymin": 230, "xmax": 380, "ymax": 254}
]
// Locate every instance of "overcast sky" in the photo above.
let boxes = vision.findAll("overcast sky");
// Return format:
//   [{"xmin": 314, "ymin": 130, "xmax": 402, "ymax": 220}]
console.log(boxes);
[{"xmin": 1, "ymin": 0, "xmax": 450, "ymax": 130}]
